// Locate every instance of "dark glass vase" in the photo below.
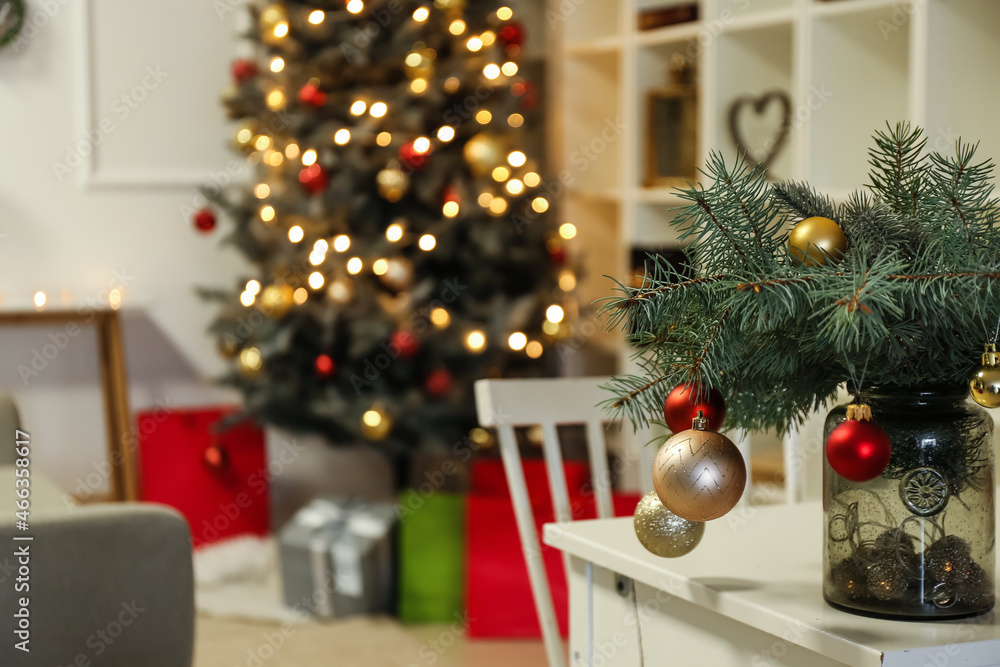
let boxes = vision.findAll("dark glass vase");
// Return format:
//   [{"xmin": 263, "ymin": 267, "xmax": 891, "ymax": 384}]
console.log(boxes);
[{"xmin": 823, "ymin": 386, "xmax": 996, "ymax": 620}]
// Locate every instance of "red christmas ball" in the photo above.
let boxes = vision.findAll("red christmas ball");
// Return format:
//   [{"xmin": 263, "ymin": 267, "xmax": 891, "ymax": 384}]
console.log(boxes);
[
  {"xmin": 231, "ymin": 58, "xmax": 258, "ymax": 83},
  {"xmin": 314, "ymin": 353, "xmax": 336, "ymax": 378},
  {"xmin": 442, "ymin": 185, "xmax": 460, "ymax": 204},
  {"xmin": 391, "ymin": 330, "xmax": 420, "ymax": 358},
  {"xmin": 203, "ymin": 443, "xmax": 229, "ymax": 471},
  {"xmin": 663, "ymin": 384, "xmax": 726, "ymax": 433},
  {"xmin": 193, "ymin": 208, "xmax": 217, "ymax": 233},
  {"xmin": 826, "ymin": 418, "xmax": 891, "ymax": 482},
  {"xmin": 425, "ymin": 369, "xmax": 452, "ymax": 397},
  {"xmin": 498, "ymin": 22, "xmax": 526, "ymax": 47},
  {"xmin": 298, "ymin": 164, "xmax": 328, "ymax": 194},
  {"xmin": 297, "ymin": 83, "xmax": 327, "ymax": 108},
  {"xmin": 548, "ymin": 245, "xmax": 567, "ymax": 265},
  {"xmin": 398, "ymin": 141, "xmax": 431, "ymax": 170}
]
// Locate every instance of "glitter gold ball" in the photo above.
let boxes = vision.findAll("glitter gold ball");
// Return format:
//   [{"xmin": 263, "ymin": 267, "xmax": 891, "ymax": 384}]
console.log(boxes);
[
  {"xmin": 633, "ymin": 492, "xmax": 704, "ymax": 558},
  {"xmin": 652, "ymin": 422, "xmax": 746, "ymax": 522}
]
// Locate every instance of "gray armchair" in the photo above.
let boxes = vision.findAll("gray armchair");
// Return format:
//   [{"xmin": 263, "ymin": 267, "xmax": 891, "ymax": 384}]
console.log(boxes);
[{"xmin": 0, "ymin": 392, "xmax": 195, "ymax": 666}]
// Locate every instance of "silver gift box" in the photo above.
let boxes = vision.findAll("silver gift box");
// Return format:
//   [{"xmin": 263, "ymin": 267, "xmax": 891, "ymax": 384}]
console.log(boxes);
[{"xmin": 279, "ymin": 497, "xmax": 396, "ymax": 618}]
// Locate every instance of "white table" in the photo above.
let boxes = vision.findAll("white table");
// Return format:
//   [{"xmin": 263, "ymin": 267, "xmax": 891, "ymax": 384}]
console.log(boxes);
[{"xmin": 543, "ymin": 501, "xmax": 1000, "ymax": 667}]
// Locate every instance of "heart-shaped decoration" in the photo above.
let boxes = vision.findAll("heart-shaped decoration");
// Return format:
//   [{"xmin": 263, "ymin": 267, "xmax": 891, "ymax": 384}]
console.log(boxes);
[{"xmin": 727, "ymin": 90, "xmax": 792, "ymax": 172}]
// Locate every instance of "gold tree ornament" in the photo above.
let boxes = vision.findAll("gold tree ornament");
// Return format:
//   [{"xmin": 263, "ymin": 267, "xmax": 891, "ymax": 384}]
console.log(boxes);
[
  {"xmin": 633, "ymin": 491, "xmax": 705, "ymax": 558},
  {"xmin": 788, "ymin": 216, "xmax": 847, "ymax": 266},
  {"xmin": 463, "ymin": 133, "xmax": 506, "ymax": 175},
  {"xmin": 970, "ymin": 344, "xmax": 1000, "ymax": 408},
  {"xmin": 376, "ymin": 166, "xmax": 410, "ymax": 202},
  {"xmin": 259, "ymin": 4, "xmax": 289, "ymax": 45},
  {"xmin": 260, "ymin": 284, "xmax": 294, "ymax": 318},
  {"xmin": 361, "ymin": 404, "xmax": 393, "ymax": 441},
  {"xmin": 652, "ymin": 411, "xmax": 747, "ymax": 522}
]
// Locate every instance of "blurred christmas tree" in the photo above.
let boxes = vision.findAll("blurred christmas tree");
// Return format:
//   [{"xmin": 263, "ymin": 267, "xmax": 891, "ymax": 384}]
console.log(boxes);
[{"xmin": 196, "ymin": 0, "xmax": 574, "ymax": 473}]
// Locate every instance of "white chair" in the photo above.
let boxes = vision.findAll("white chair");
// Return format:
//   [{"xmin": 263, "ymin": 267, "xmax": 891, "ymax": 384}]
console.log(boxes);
[
  {"xmin": 474, "ymin": 376, "xmax": 830, "ymax": 666},
  {"xmin": 474, "ymin": 376, "xmax": 652, "ymax": 667}
]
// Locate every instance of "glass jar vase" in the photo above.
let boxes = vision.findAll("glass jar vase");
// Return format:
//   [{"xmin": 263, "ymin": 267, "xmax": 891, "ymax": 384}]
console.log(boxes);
[{"xmin": 823, "ymin": 386, "xmax": 996, "ymax": 620}]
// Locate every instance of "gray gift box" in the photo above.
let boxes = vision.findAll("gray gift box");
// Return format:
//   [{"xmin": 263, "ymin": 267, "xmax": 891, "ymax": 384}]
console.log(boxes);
[{"xmin": 279, "ymin": 497, "xmax": 396, "ymax": 618}]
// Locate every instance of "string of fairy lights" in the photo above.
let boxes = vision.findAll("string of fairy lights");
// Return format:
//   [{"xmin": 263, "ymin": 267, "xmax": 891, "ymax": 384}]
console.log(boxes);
[{"xmin": 209, "ymin": 1, "xmax": 579, "ymax": 404}]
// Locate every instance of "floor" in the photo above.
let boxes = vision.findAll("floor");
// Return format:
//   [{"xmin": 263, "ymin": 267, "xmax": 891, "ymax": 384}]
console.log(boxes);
[{"xmin": 194, "ymin": 615, "xmax": 549, "ymax": 667}]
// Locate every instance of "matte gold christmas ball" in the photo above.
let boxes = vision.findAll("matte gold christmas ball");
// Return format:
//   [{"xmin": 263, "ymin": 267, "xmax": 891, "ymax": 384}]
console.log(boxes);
[
  {"xmin": 653, "ymin": 414, "xmax": 746, "ymax": 522},
  {"xmin": 260, "ymin": 284, "xmax": 294, "ymax": 318},
  {"xmin": 463, "ymin": 133, "xmax": 506, "ymax": 176},
  {"xmin": 361, "ymin": 404, "xmax": 393, "ymax": 441},
  {"xmin": 970, "ymin": 344, "xmax": 1000, "ymax": 408},
  {"xmin": 376, "ymin": 166, "xmax": 409, "ymax": 202},
  {"xmin": 633, "ymin": 491, "xmax": 704, "ymax": 558},
  {"xmin": 259, "ymin": 4, "xmax": 289, "ymax": 45},
  {"xmin": 788, "ymin": 216, "xmax": 847, "ymax": 266}
]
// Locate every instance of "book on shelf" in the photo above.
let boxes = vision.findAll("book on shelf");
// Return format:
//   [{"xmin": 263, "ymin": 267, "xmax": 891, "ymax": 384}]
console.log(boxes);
[{"xmin": 638, "ymin": 3, "xmax": 699, "ymax": 31}]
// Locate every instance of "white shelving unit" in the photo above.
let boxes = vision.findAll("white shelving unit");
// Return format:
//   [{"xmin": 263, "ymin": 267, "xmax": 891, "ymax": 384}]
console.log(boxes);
[{"xmin": 549, "ymin": 0, "xmax": 1000, "ymax": 366}]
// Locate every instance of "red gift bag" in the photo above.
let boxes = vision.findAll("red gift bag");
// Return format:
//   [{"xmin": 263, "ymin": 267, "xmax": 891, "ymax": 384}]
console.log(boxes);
[
  {"xmin": 137, "ymin": 405, "xmax": 270, "ymax": 547},
  {"xmin": 465, "ymin": 459, "xmax": 640, "ymax": 638}
]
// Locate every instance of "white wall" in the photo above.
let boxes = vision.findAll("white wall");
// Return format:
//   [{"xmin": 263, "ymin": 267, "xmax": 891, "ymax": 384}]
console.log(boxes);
[{"xmin": 0, "ymin": 0, "xmax": 253, "ymax": 493}]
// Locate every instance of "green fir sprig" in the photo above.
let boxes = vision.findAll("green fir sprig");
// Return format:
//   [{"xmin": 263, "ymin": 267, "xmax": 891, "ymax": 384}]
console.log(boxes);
[{"xmin": 602, "ymin": 123, "xmax": 1000, "ymax": 434}]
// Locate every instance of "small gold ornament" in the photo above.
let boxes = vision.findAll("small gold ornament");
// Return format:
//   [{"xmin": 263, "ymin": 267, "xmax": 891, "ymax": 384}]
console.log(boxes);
[
  {"xmin": 653, "ymin": 411, "xmax": 746, "ymax": 522},
  {"xmin": 238, "ymin": 346, "xmax": 263, "ymax": 378},
  {"xmin": 403, "ymin": 46, "xmax": 436, "ymax": 79},
  {"xmin": 788, "ymin": 216, "xmax": 847, "ymax": 266},
  {"xmin": 377, "ymin": 165, "xmax": 410, "ymax": 202},
  {"xmin": 970, "ymin": 344, "xmax": 1000, "ymax": 408},
  {"xmin": 217, "ymin": 334, "xmax": 242, "ymax": 359},
  {"xmin": 260, "ymin": 284, "xmax": 294, "ymax": 318},
  {"xmin": 378, "ymin": 257, "xmax": 414, "ymax": 290},
  {"xmin": 633, "ymin": 491, "xmax": 704, "ymax": 558},
  {"xmin": 233, "ymin": 120, "xmax": 258, "ymax": 154},
  {"xmin": 361, "ymin": 403, "xmax": 393, "ymax": 441},
  {"xmin": 463, "ymin": 133, "xmax": 506, "ymax": 176},
  {"xmin": 259, "ymin": 4, "xmax": 289, "ymax": 45}
]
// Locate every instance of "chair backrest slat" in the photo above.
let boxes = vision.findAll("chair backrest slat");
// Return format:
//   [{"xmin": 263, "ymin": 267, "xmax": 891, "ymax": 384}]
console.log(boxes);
[{"xmin": 584, "ymin": 420, "xmax": 613, "ymax": 519}]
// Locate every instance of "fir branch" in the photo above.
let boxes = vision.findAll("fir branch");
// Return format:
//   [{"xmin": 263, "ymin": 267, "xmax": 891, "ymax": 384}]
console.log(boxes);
[
  {"xmin": 771, "ymin": 181, "xmax": 839, "ymax": 220},
  {"xmin": 612, "ymin": 274, "xmax": 727, "ymax": 308},
  {"xmin": 610, "ymin": 375, "xmax": 670, "ymax": 409}
]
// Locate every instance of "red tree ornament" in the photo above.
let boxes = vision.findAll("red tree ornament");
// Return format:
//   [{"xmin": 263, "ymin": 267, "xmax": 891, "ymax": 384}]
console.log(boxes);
[
  {"xmin": 425, "ymin": 368, "xmax": 452, "ymax": 397},
  {"xmin": 231, "ymin": 58, "xmax": 258, "ymax": 83},
  {"xmin": 826, "ymin": 404, "xmax": 891, "ymax": 482},
  {"xmin": 314, "ymin": 353, "xmax": 336, "ymax": 379},
  {"xmin": 203, "ymin": 443, "xmax": 229, "ymax": 471},
  {"xmin": 391, "ymin": 330, "xmax": 420, "ymax": 358},
  {"xmin": 399, "ymin": 141, "xmax": 431, "ymax": 170},
  {"xmin": 298, "ymin": 164, "xmax": 328, "ymax": 194},
  {"xmin": 297, "ymin": 82, "xmax": 327, "ymax": 108},
  {"xmin": 498, "ymin": 22, "xmax": 526, "ymax": 47},
  {"xmin": 193, "ymin": 208, "xmax": 217, "ymax": 233},
  {"xmin": 442, "ymin": 185, "xmax": 460, "ymax": 205},
  {"xmin": 663, "ymin": 383, "xmax": 726, "ymax": 433}
]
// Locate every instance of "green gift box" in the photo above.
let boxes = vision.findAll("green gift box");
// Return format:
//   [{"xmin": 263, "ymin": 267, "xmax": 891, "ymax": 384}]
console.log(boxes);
[{"xmin": 396, "ymin": 490, "xmax": 465, "ymax": 623}]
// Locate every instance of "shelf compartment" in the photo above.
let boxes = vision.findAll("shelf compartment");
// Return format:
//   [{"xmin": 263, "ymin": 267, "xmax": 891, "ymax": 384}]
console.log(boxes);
[
  {"xmin": 565, "ymin": 34, "xmax": 623, "ymax": 56},
  {"xmin": 714, "ymin": 23, "xmax": 796, "ymax": 181},
  {"xmin": 808, "ymin": 7, "xmax": 909, "ymax": 191},
  {"xmin": 561, "ymin": 0, "xmax": 621, "ymax": 45}
]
